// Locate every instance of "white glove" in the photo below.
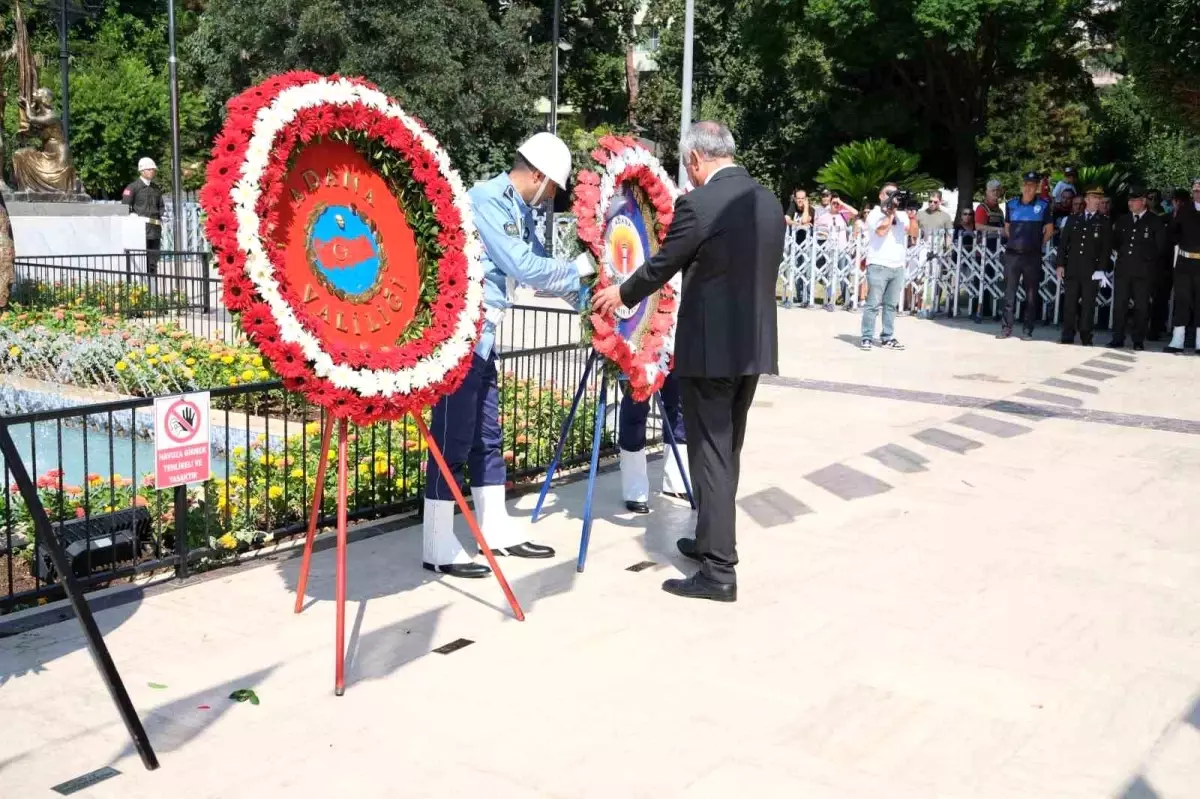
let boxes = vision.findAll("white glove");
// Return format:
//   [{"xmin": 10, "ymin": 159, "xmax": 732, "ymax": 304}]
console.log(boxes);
[
  {"xmin": 1091, "ymin": 270, "xmax": 1111, "ymax": 289},
  {"xmin": 573, "ymin": 251, "xmax": 596, "ymax": 278}
]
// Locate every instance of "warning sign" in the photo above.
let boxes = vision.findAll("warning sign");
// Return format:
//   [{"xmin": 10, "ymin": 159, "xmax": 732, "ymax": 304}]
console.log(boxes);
[{"xmin": 154, "ymin": 392, "xmax": 212, "ymax": 489}]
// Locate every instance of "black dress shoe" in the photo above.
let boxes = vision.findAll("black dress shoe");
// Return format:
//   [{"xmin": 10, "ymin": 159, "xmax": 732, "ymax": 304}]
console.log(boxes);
[
  {"xmin": 1133, "ymin": 342, "xmax": 1145, "ymax": 351},
  {"xmin": 423, "ymin": 562, "xmax": 491, "ymax": 579},
  {"xmin": 491, "ymin": 541, "xmax": 555, "ymax": 559},
  {"xmin": 1060, "ymin": 338, "xmax": 1073, "ymax": 345},
  {"xmin": 1080, "ymin": 338, "xmax": 1093, "ymax": 347},
  {"xmin": 1107, "ymin": 339, "xmax": 1125, "ymax": 349},
  {"xmin": 676, "ymin": 537, "xmax": 702, "ymax": 563},
  {"xmin": 625, "ymin": 500, "xmax": 650, "ymax": 515},
  {"xmin": 1020, "ymin": 329, "xmax": 1035, "ymax": 341},
  {"xmin": 662, "ymin": 572, "xmax": 736, "ymax": 602},
  {"xmin": 995, "ymin": 328, "xmax": 1012, "ymax": 340},
  {"xmin": 1165, "ymin": 345, "xmax": 1185, "ymax": 354}
]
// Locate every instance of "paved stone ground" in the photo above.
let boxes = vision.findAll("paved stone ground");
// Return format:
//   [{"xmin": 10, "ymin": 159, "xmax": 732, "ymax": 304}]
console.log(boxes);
[{"xmin": 3, "ymin": 309, "xmax": 1200, "ymax": 799}]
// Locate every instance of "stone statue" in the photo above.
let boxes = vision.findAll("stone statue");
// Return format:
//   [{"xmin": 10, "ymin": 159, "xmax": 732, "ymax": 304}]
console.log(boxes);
[
  {"xmin": 13, "ymin": 87, "xmax": 78, "ymax": 194},
  {"xmin": 0, "ymin": 0, "xmax": 34, "ymax": 192}
]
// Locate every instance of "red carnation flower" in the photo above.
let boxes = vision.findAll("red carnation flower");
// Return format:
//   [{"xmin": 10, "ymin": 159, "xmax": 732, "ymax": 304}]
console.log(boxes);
[
  {"xmin": 438, "ymin": 228, "xmax": 466, "ymax": 253},
  {"xmin": 274, "ymin": 342, "xmax": 311, "ymax": 379},
  {"xmin": 283, "ymin": 374, "xmax": 311, "ymax": 394},
  {"xmin": 222, "ymin": 272, "xmax": 255, "ymax": 311}
]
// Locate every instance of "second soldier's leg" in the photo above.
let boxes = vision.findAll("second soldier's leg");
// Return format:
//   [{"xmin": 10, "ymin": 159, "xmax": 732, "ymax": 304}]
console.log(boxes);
[
  {"xmin": 1110, "ymin": 274, "xmax": 1132, "ymax": 345},
  {"xmin": 1079, "ymin": 275, "xmax": 1099, "ymax": 345},
  {"xmin": 1061, "ymin": 278, "xmax": 1081, "ymax": 343},
  {"xmin": 1132, "ymin": 277, "xmax": 1151, "ymax": 347},
  {"xmin": 659, "ymin": 374, "xmax": 691, "ymax": 498},
  {"xmin": 618, "ymin": 385, "xmax": 651, "ymax": 508},
  {"xmin": 424, "ymin": 356, "xmax": 485, "ymax": 569}
]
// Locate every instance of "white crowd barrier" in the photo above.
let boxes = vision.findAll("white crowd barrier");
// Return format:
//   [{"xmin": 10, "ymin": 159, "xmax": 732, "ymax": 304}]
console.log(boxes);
[{"xmin": 777, "ymin": 228, "xmax": 1129, "ymax": 328}]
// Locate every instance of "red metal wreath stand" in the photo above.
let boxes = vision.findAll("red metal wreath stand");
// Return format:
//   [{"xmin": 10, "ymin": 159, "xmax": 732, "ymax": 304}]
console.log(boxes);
[{"xmin": 292, "ymin": 413, "xmax": 525, "ymax": 696}]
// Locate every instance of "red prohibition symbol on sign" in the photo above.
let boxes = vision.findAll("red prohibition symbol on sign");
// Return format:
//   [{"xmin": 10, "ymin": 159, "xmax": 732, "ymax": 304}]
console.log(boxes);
[{"xmin": 163, "ymin": 398, "xmax": 202, "ymax": 444}]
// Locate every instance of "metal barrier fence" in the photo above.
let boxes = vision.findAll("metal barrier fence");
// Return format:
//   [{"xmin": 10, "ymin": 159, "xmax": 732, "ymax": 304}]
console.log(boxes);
[
  {"xmin": 0, "ymin": 302, "xmax": 659, "ymax": 613},
  {"xmin": 12, "ymin": 251, "xmax": 238, "ymax": 343},
  {"xmin": 778, "ymin": 229, "xmax": 1130, "ymax": 328}
]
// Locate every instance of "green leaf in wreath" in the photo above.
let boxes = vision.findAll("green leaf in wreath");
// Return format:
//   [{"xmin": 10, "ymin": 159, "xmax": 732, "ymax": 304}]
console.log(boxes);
[{"xmin": 229, "ymin": 688, "xmax": 260, "ymax": 705}]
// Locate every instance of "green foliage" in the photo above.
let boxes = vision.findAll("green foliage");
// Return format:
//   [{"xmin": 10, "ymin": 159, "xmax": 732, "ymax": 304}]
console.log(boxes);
[
  {"xmin": 1073, "ymin": 163, "xmax": 1133, "ymax": 201},
  {"xmin": 978, "ymin": 79, "xmax": 1095, "ymax": 193},
  {"xmin": 1095, "ymin": 79, "xmax": 1200, "ymax": 190},
  {"xmin": 634, "ymin": 0, "xmax": 835, "ymax": 194},
  {"xmin": 550, "ymin": 0, "xmax": 641, "ymax": 129},
  {"xmin": 1121, "ymin": 0, "xmax": 1200, "ymax": 130},
  {"xmin": 803, "ymin": 0, "xmax": 1091, "ymax": 212},
  {"xmin": 815, "ymin": 139, "xmax": 939, "ymax": 209},
  {"xmin": 186, "ymin": 0, "xmax": 547, "ymax": 183}
]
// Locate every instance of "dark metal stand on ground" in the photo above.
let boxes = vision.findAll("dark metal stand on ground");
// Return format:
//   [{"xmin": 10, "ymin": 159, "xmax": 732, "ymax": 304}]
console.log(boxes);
[
  {"xmin": 0, "ymin": 422, "xmax": 159, "ymax": 771},
  {"xmin": 292, "ymin": 413, "xmax": 525, "ymax": 695},
  {"xmin": 530, "ymin": 351, "xmax": 694, "ymax": 573}
]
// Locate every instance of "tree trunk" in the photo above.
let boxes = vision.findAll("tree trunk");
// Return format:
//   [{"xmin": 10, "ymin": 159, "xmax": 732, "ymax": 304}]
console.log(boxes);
[
  {"xmin": 0, "ymin": 199, "xmax": 14, "ymax": 307},
  {"xmin": 625, "ymin": 40, "xmax": 639, "ymax": 127},
  {"xmin": 954, "ymin": 132, "xmax": 977, "ymax": 219}
]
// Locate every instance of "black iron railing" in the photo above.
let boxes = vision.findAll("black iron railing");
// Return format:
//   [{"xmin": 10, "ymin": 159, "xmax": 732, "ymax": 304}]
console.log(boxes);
[
  {"xmin": 12, "ymin": 251, "xmax": 233, "ymax": 342},
  {"xmin": 1, "ymin": 326, "xmax": 658, "ymax": 612}
]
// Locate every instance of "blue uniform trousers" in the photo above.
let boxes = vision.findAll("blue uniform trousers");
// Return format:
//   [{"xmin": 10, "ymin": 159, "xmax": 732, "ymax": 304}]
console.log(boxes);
[
  {"xmin": 618, "ymin": 372, "xmax": 687, "ymax": 451},
  {"xmin": 425, "ymin": 353, "xmax": 507, "ymax": 499}
]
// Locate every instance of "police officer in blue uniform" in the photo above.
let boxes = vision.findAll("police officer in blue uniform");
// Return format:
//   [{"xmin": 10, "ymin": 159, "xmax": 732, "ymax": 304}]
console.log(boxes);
[
  {"xmin": 423, "ymin": 133, "xmax": 596, "ymax": 578},
  {"xmin": 618, "ymin": 372, "xmax": 691, "ymax": 514},
  {"xmin": 997, "ymin": 171, "xmax": 1054, "ymax": 340}
]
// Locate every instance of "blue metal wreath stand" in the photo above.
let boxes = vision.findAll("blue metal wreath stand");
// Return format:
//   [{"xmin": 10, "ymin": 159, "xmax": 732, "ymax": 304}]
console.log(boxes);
[{"xmin": 531, "ymin": 350, "xmax": 695, "ymax": 572}]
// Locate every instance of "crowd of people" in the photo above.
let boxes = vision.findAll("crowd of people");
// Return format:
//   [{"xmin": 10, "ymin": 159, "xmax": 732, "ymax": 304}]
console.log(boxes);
[{"xmin": 783, "ymin": 168, "xmax": 1200, "ymax": 352}]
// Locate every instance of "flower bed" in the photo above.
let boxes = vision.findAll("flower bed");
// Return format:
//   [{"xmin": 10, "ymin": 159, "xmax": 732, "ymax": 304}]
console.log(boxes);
[
  {"xmin": 2, "ymin": 370, "xmax": 612, "ymax": 605},
  {"xmin": 0, "ymin": 304, "xmax": 277, "ymax": 407}
]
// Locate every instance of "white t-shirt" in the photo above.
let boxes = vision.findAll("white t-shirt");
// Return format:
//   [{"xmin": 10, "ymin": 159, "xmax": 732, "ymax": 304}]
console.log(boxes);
[{"xmin": 865, "ymin": 207, "xmax": 909, "ymax": 268}]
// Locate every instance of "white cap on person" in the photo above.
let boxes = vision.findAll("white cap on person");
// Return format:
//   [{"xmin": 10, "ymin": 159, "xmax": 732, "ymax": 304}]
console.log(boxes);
[
  {"xmin": 138, "ymin": 157, "xmax": 157, "ymax": 172},
  {"xmin": 517, "ymin": 132, "xmax": 571, "ymax": 189}
]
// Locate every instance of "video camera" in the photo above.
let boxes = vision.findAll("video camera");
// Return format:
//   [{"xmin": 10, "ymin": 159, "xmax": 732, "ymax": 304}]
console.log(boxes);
[{"xmin": 883, "ymin": 187, "xmax": 914, "ymax": 213}]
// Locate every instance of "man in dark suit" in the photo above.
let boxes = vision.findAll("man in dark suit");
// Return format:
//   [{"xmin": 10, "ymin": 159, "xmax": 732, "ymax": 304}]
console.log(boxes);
[
  {"xmin": 1055, "ymin": 185, "xmax": 1113, "ymax": 346},
  {"xmin": 1109, "ymin": 186, "xmax": 1167, "ymax": 350},
  {"xmin": 593, "ymin": 121, "xmax": 784, "ymax": 603}
]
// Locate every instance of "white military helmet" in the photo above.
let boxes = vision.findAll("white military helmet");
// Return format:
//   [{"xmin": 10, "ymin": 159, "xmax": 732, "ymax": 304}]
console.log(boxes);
[
  {"xmin": 138, "ymin": 157, "xmax": 157, "ymax": 171},
  {"xmin": 517, "ymin": 132, "xmax": 571, "ymax": 189}
]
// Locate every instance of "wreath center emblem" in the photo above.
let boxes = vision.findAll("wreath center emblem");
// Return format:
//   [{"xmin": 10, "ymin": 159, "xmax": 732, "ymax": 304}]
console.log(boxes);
[
  {"xmin": 309, "ymin": 204, "xmax": 382, "ymax": 299},
  {"xmin": 279, "ymin": 140, "xmax": 422, "ymax": 351}
]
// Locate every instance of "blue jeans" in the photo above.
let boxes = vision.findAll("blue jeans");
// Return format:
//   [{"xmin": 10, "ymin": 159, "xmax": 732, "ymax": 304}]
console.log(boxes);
[{"xmin": 861, "ymin": 264, "xmax": 905, "ymax": 340}]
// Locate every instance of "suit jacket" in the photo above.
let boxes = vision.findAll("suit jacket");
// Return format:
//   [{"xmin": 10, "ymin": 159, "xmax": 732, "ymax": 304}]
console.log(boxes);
[
  {"xmin": 1055, "ymin": 212, "xmax": 1112, "ymax": 278},
  {"xmin": 618, "ymin": 166, "xmax": 785, "ymax": 378},
  {"xmin": 1113, "ymin": 212, "xmax": 1167, "ymax": 278}
]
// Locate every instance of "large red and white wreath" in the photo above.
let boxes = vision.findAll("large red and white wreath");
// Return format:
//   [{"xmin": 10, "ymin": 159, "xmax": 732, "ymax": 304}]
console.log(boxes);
[
  {"xmin": 200, "ymin": 72, "xmax": 484, "ymax": 424},
  {"xmin": 573, "ymin": 135, "xmax": 680, "ymax": 402}
]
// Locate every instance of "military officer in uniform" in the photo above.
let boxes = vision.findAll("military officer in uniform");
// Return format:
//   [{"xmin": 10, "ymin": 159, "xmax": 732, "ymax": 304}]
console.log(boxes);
[
  {"xmin": 122, "ymin": 157, "xmax": 165, "ymax": 274},
  {"xmin": 618, "ymin": 372, "xmax": 691, "ymax": 514},
  {"xmin": 1165, "ymin": 178, "xmax": 1200, "ymax": 354},
  {"xmin": 1109, "ymin": 186, "xmax": 1167, "ymax": 350},
  {"xmin": 423, "ymin": 132, "xmax": 596, "ymax": 578},
  {"xmin": 1056, "ymin": 185, "xmax": 1113, "ymax": 346}
]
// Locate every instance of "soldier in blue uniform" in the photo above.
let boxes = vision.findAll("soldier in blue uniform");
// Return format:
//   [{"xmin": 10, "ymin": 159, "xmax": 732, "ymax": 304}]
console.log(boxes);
[
  {"xmin": 423, "ymin": 133, "xmax": 596, "ymax": 578},
  {"xmin": 618, "ymin": 372, "xmax": 691, "ymax": 514}
]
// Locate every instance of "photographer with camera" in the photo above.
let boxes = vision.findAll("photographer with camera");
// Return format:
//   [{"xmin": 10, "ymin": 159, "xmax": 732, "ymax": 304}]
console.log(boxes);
[
  {"xmin": 997, "ymin": 171, "xmax": 1055, "ymax": 340},
  {"xmin": 860, "ymin": 183, "xmax": 918, "ymax": 350}
]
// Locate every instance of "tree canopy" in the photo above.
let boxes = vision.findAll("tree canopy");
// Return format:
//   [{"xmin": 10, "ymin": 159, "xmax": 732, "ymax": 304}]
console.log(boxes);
[
  {"xmin": 1121, "ymin": 0, "xmax": 1200, "ymax": 130},
  {"xmin": 186, "ymin": 0, "xmax": 547, "ymax": 182}
]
